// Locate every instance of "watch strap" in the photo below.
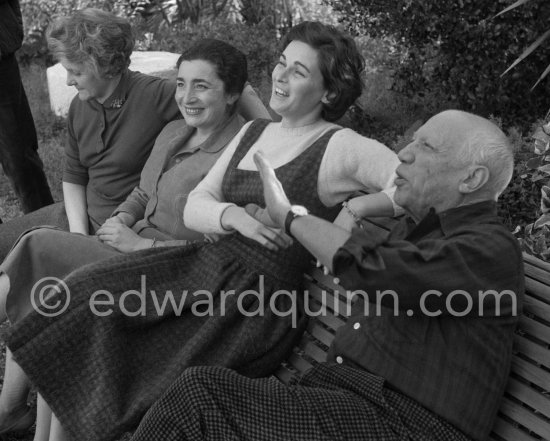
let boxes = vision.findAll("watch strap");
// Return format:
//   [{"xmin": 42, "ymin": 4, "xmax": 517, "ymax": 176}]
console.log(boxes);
[{"xmin": 284, "ymin": 210, "xmax": 297, "ymax": 238}]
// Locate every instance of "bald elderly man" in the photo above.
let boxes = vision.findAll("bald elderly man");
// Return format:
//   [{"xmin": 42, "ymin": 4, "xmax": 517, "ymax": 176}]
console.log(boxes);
[{"xmin": 132, "ymin": 110, "xmax": 524, "ymax": 441}]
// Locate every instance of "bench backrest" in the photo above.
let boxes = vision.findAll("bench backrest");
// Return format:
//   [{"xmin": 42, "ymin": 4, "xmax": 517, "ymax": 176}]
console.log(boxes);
[{"xmin": 274, "ymin": 219, "xmax": 550, "ymax": 441}]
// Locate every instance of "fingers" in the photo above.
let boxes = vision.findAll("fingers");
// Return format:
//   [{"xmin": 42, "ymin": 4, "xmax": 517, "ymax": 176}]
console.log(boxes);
[
  {"xmin": 315, "ymin": 259, "xmax": 339, "ymax": 284},
  {"xmin": 245, "ymin": 203, "xmax": 278, "ymax": 228},
  {"xmin": 244, "ymin": 203, "xmax": 261, "ymax": 219},
  {"xmin": 96, "ymin": 224, "xmax": 122, "ymax": 244},
  {"xmin": 250, "ymin": 225, "xmax": 293, "ymax": 251},
  {"xmin": 253, "ymin": 152, "xmax": 275, "ymax": 182}
]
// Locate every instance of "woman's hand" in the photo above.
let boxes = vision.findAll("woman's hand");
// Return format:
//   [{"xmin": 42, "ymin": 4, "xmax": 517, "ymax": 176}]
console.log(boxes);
[
  {"xmin": 101, "ymin": 212, "xmax": 135, "ymax": 228},
  {"xmin": 96, "ymin": 223, "xmax": 150, "ymax": 253},
  {"xmin": 221, "ymin": 206, "xmax": 292, "ymax": 251}
]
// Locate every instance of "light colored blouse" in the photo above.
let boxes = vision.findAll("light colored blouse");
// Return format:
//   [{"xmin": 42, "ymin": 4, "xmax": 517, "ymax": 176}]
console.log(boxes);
[{"xmin": 184, "ymin": 120, "xmax": 400, "ymax": 234}]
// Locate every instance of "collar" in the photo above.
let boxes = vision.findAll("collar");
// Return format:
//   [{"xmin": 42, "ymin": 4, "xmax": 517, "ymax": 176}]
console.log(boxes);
[
  {"xmin": 101, "ymin": 69, "xmax": 131, "ymax": 109},
  {"xmin": 200, "ymin": 113, "xmax": 244, "ymax": 153},
  {"xmin": 405, "ymin": 200, "xmax": 499, "ymax": 240},
  {"xmin": 438, "ymin": 200, "xmax": 498, "ymax": 234},
  {"xmin": 174, "ymin": 113, "xmax": 244, "ymax": 155}
]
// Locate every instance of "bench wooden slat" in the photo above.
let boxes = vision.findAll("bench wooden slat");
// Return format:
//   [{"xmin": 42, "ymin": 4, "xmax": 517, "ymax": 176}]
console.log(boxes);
[
  {"xmin": 518, "ymin": 315, "xmax": 550, "ymax": 345},
  {"xmin": 524, "ymin": 254, "xmax": 550, "ymax": 286},
  {"xmin": 300, "ymin": 339, "xmax": 328, "ymax": 363},
  {"xmin": 305, "ymin": 305, "xmax": 347, "ymax": 332},
  {"xmin": 306, "ymin": 269, "xmax": 351, "ymax": 303},
  {"xmin": 497, "ymin": 396, "xmax": 550, "ymax": 441},
  {"xmin": 285, "ymin": 351, "xmax": 314, "ymax": 374},
  {"xmin": 305, "ymin": 282, "xmax": 350, "ymax": 321},
  {"xmin": 490, "ymin": 416, "xmax": 541, "ymax": 441},
  {"xmin": 505, "ymin": 377, "xmax": 550, "ymax": 419},
  {"xmin": 306, "ymin": 321, "xmax": 337, "ymax": 348},
  {"xmin": 515, "ymin": 333, "xmax": 550, "ymax": 368},
  {"xmin": 523, "ymin": 289, "xmax": 550, "ymax": 323},
  {"xmin": 511, "ymin": 357, "xmax": 550, "ymax": 395}
]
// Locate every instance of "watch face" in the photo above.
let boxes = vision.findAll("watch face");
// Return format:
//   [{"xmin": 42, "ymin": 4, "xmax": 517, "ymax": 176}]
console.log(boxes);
[{"xmin": 291, "ymin": 205, "xmax": 309, "ymax": 216}]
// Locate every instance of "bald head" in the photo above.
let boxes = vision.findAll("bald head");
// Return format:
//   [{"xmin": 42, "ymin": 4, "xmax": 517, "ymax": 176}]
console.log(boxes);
[
  {"xmin": 427, "ymin": 110, "xmax": 514, "ymax": 198},
  {"xmin": 394, "ymin": 110, "xmax": 514, "ymax": 220}
]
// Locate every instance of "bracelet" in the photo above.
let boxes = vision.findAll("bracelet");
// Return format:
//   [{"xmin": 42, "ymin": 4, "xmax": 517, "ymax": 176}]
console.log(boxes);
[
  {"xmin": 342, "ymin": 201, "xmax": 364, "ymax": 229},
  {"xmin": 150, "ymin": 237, "xmax": 157, "ymax": 248}
]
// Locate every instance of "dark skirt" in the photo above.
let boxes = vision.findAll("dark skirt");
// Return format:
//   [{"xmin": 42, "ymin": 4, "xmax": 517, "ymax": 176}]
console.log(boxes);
[{"xmin": 8, "ymin": 234, "xmax": 308, "ymax": 441}]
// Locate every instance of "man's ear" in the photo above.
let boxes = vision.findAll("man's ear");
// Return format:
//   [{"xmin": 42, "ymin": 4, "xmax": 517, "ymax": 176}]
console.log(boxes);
[{"xmin": 458, "ymin": 165, "xmax": 490, "ymax": 194}]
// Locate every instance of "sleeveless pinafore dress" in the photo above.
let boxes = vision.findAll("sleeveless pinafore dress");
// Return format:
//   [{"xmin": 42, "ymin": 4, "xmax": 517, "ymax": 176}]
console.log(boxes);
[{"xmin": 8, "ymin": 119, "xmax": 342, "ymax": 441}]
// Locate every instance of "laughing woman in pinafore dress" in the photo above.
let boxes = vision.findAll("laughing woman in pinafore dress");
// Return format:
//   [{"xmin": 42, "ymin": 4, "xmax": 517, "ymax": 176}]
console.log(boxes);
[{"xmin": 7, "ymin": 22, "xmax": 401, "ymax": 441}]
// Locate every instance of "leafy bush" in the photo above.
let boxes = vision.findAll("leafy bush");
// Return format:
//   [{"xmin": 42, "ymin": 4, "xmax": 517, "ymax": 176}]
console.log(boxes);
[
  {"xmin": 19, "ymin": 0, "xmax": 278, "ymax": 91},
  {"xmin": 516, "ymin": 120, "xmax": 550, "ymax": 259},
  {"xmin": 325, "ymin": 0, "xmax": 550, "ymax": 128},
  {"xmin": 132, "ymin": 18, "xmax": 278, "ymax": 88}
]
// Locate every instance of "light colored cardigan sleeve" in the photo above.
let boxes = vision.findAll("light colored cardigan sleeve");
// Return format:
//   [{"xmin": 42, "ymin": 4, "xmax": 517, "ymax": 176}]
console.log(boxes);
[{"xmin": 318, "ymin": 128, "xmax": 402, "ymax": 214}]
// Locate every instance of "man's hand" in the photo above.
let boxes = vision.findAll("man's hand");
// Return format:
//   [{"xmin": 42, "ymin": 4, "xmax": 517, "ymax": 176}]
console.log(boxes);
[{"xmin": 253, "ymin": 152, "xmax": 291, "ymax": 228}]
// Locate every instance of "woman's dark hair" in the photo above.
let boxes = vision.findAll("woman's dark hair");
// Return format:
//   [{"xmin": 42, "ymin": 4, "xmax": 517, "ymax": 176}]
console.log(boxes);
[
  {"xmin": 47, "ymin": 8, "xmax": 134, "ymax": 78},
  {"xmin": 280, "ymin": 21, "xmax": 365, "ymax": 122},
  {"xmin": 177, "ymin": 39, "xmax": 248, "ymax": 97}
]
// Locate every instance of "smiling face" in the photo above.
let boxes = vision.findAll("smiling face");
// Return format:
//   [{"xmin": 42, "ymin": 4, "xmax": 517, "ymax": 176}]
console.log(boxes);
[
  {"xmin": 61, "ymin": 58, "xmax": 120, "ymax": 104},
  {"xmin": 175, "ymin": 59, "xmax": 238, "ymax": 137},
  {"xmin": 394, "ymin": 113, "xmax": 472, "ymax": 221},
  {"xmin": 269, "ymin": 40, "xmax": 329, "ymax": 127}
]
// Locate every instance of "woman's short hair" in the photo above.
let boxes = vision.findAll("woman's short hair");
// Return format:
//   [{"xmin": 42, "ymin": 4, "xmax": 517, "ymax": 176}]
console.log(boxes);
[
  {"xmin": 177, "ymin": 39, "xmax": 248, "ymax": 97},
  {"xmin": 47, "ymin": 8, "xmax": 134, "ymax": 78},
  {"xmin": 280, "ymin": 21, "xmax": 365, "ymax": 122}
]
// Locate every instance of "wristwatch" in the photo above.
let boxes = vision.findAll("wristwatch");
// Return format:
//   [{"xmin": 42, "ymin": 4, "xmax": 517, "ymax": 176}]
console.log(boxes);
[{"xmin": 284, "ymin": 205, "xmax": 309, "ymax": 238}]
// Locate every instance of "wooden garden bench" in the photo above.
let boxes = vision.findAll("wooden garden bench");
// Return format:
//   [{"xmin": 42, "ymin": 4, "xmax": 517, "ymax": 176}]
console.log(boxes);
[{"xmin": 274, "ymin": 217, "xmax": 550, "ymax": 441}]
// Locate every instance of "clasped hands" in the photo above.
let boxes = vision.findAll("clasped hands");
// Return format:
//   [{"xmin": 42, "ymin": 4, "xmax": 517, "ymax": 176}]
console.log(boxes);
[
  {"xmin": 222, "ymin": 152, "xmax": 293, "ymax": 252},
  {"xmin": 96, "ymin": 214, "xmax": 150, "ymax": 252}
]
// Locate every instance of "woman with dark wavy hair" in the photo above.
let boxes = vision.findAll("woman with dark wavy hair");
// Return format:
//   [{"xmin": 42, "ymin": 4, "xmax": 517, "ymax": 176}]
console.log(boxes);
[{"xmin": 6, "ymin": 21, "xmax": 401, "ymax": 441}]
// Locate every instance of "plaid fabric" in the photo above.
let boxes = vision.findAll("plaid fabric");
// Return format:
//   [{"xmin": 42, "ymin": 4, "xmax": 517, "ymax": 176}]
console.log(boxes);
[
  {"xmin": 131, "ymin": 364, "xmax": 472, "ymax": 441},
  {"xmin": 8, "ymin": 120, "xmax": 342, "ymax": 441}
]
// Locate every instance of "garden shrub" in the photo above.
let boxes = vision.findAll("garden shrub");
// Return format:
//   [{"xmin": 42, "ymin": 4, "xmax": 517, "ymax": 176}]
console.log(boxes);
[
  {"xmin": 132, "ymin": 18, "xmax": 278, "ymax": 89},
  {"xmin": 325, "ymin": 0, "xmax": 550, "ymax": 129},
  {"xmin": 19, "ymin": 0, "xmax": 278, "ymax": 95}
]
